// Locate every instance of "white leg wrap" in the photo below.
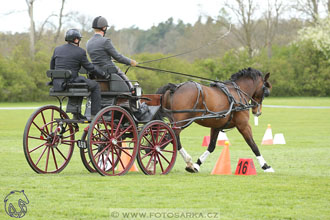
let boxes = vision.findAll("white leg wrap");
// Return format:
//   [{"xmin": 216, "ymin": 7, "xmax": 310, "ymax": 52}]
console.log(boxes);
[
  {"xmin": 257, "ymin": 155, "xmax": 275, "ymax": 172},
  {"xmin": 179, "ymin": 148, "xmax": 192, "ymax": 163},
  {"xmin": 199, "ymin": 151, "xmax": 210, "ymax": 164},
  {"xmin": 256, "ymin": 155, "xmax": 266, "ymax": 167}
]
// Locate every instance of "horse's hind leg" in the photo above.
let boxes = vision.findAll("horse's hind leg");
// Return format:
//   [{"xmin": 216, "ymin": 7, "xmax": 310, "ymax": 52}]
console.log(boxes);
[
  {"xmin": 185, "ymin": 128, "xmax": 220, "ymax": 173},
  {"xmin": 237, "ymin": 122, "xmax": 274, "ymax": 172}
]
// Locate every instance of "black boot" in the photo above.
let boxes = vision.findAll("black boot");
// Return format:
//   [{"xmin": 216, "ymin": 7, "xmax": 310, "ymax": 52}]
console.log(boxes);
[{"xmin": 72, "ymin": 113, "xmax": 87, "ymax": 120}]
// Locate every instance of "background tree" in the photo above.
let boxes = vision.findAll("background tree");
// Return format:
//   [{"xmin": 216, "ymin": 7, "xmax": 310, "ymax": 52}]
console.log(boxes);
[
  {"xmin": 225, "ymin": 0, "xmax": 258, "ymax": 58},
  {"xmin": 25, "ymin": 0, "xmax": 36, "ymax": 60}
]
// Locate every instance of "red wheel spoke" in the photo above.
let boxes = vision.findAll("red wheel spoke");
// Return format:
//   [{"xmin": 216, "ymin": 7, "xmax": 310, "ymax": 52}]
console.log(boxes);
[
  {"xmin": 145, "ymin": 154, "xmax": 154, "ymax": 170},
  {"xmin": 141, "ymin": 150, "xmax": 153, "ymax": 160},
  {"xmin": 55, "ymin": 147, "xmax": 68, "ymax": 160},
  {"xmin": 50, "ymin": 109, "xmax": 55, "ymax": 132},
  {"xmin": 51, "ymin": 148, "xmax": 58, "ymax": 170},
  {"xmin": 41, "ymin": 111, "xmax": 50, "ymax": 135},
  {"xmin": 32, "ymin": 121, "xmax": 48, "ymax": 137},
  {"xmin": 110, "ymin": 111, "xmax": 115, "ymax": 136},
  {"xmin": 158, "ymin": 151, "xmax": 171, "ymax": 165},
  {"xmin": 93, "ymin": 144, "xmax": 110, "ymax": 160},
  {"xmin": 159, "ymin": 139, "xmax": 173, "ymax": 148},
  {"xmin": 157, "ymin": 153, "xmax": 164, "ymax": 173},
  {"xmin": 101, "ymin": 117, "xmax": 112, "ymax": 139},
  {"xmin": 149, "ymin": 128, "xmax": 157, "ymax": 145},
  {"xmin": 153, "ymin": 154, "xmax": 157, "ymax": 175},
  {"xmin": 155, "ymin": 126, "xmax": 161, "ymax": 143},
  {"xmin": 93, "ymin": 126, "xmax": 110, "ymax": 141},
  {"xmin": 104, "ymin": 149, "xmax": 112, "ymax": 171},
  {"xmin": 142, "ymin": 135, "xmax": 154, "ymax": 147},
  {"xmin": 29, "ymin": 142, "xmax": 47, "ymax": 153},
  {"xmin": 45, "ymin": 147, "xmax": 51, "ymax": 172},
  {"xmin": 35, "ymin": 146, "xmax": 48, "ymax": 166},
  {"xmin": 114, "ymin": 114, "xmax": 125, "ymax": 137},
  {"xmin": 157, "ymin": 130, "xmax": 167, "ymax": 145},
  {"xmin": 120, "ymin": 149, "xmax": 131, "ymax": 158},
  {"xmin": 139, "ymin": 145, "xmax": 153, "ymax": 150},
  {"xmin": 160, "ymin": 149, "xmax": 175, "ymax": 153},
  {"xmin": 111, "ymin": 146, "xmax": 115, "ymax": 175},
  {"xmin": 116, "ymin": 124, "xmax": 133, "ymax": 139},
  {"xmin": 28, "ymin": 135, "xmax": 45, "ymax": 141}
]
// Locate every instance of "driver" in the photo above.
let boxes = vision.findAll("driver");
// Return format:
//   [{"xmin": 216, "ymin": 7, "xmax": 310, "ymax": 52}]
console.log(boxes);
[
  {"xmin": 50, "ymin": 29, "xmax": 108, "ymax": 120},
  {"xmin": 86, "ymin": 16, "xmax": 138, "ymax": 90}
]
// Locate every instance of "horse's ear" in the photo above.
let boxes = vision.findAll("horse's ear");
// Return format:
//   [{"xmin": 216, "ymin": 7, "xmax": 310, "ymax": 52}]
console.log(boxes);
[{"xmin": 264, "ymin": 72, "xmax": 270, "ymax": 81}]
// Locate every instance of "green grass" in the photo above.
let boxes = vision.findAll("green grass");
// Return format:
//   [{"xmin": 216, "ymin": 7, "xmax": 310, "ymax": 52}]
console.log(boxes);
[{"xmin": 0, "ymin": 97, "xmax": 330, "ymax": 220}]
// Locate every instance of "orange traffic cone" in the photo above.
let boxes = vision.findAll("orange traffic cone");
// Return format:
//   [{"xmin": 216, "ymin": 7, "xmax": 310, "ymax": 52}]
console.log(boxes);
[
  {"xmin": 117, "ymin": 144, "xmax": 138, "ymax": 172},
  {"xmin": 202, "ymin": 136, "xmax": 210, "ymax": 147},
  {"xmin": 217, "ymin": 131, "xmax": 230, "ymax": 146},
  {"xmin": 211, "ymin": 141, "xmax": 231, "ymax": 175},
  {"xmin": 261, "ymin": 124, "xmax": 273, "ymax": 145}
]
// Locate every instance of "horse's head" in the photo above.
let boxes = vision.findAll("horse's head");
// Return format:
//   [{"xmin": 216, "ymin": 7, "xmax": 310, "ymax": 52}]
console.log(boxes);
[{"xmin": 251, "ymin": 72, "xmax": 271, "ymax": 116}]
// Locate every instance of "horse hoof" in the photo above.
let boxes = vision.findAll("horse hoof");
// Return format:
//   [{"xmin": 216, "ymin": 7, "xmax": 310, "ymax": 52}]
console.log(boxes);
[
  {"xmin": 185, "ymin": 166, "xmax": 198, "ymax": 173},
  {"xmin": 185, "ymin": 162, "xmax": 198, "ymax": 173},
  {"xmin": 264, "ymin": 167, "xmax": 275, "ymax": 173}
]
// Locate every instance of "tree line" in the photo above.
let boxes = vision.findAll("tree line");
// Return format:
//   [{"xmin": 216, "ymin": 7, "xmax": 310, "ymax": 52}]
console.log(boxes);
[{"xmin": 0, "ymin": 0, "xmax": 329, "ymax": 101}]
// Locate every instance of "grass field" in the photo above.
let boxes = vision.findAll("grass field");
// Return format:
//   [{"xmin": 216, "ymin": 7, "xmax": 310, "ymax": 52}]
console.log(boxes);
[{"xmin": 0, "ymin": 97, "xmax": 329, "ymax": 220}]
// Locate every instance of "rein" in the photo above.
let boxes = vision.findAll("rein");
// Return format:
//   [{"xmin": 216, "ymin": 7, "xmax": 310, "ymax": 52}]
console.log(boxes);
[{"xmin": 134, "ymin": 65, "xmax": 216, "ymax": 83}]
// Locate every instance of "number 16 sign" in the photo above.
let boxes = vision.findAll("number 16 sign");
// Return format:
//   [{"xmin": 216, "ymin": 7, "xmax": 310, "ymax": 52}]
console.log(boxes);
[{"xmin": 235, "ymin": 158, "xmax": 257, "ymax": 175}]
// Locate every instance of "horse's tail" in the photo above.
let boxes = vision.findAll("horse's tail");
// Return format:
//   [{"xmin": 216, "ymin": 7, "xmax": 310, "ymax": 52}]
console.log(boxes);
[{"xmin": 154, "ymin": 83, "xmax": 178, "ymax": 121}]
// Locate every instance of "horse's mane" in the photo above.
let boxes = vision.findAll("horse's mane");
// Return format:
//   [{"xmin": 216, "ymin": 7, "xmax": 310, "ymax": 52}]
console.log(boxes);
[
  {"xmin": 155, "ymin": 83, "xmax": 177, "ymax": 95},
  {"xmin": 230, "ymin": 67, "xmax": 262, "ymax": 82}
]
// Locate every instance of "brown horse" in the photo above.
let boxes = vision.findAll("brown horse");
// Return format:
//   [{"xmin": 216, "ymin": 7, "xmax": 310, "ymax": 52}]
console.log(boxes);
[{"xmin": 156, "ymin": 67, "xmax": 274, "ymax": 173}]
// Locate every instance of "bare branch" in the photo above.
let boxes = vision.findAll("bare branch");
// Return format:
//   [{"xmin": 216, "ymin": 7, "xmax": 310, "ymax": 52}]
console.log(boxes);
[{"xmin": 54, "ymin": 0, "xmax": 66, "ymax": 43}]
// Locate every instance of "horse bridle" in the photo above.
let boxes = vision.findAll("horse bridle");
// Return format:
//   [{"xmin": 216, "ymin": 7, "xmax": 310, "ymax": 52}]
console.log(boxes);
[{"xmin": 251, "ymin": 83, "xmax": 270, "ymax": 116}]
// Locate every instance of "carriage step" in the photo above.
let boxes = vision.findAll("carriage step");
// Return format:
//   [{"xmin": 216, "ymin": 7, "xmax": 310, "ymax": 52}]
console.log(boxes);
[
  {"xmin": 77, "ymin": 140, "xmax": 87, "ymax": 149},
  {"xmin": 55, "ymin": 118, "xmax": 91, "ymax": 123}
]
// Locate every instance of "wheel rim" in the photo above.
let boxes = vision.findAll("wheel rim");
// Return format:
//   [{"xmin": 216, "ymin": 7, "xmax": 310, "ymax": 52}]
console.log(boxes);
[
  {"xmin": 87, "ymin": 106, "xmax": 138, "ymax": 176},
  {"xmin": 23, "ymin": 105, "xmax": 74, "ymax": 174},
  {"xmin": 137, "ymin": 121, "xmax": 177, "ymax": 175}
]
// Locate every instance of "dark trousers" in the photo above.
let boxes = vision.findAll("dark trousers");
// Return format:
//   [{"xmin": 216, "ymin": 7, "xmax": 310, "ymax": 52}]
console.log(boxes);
[
  {"xmin": 67, "ymin": 76, "xmax": 101, "ymax": 115},
  {"xmin": 117, "ymin": 69, "xmax": 133, "ymax": 90}
]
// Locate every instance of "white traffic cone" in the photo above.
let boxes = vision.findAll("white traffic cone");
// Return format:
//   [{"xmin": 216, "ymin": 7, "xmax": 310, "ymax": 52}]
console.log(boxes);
[
  {"xmin": 274, "ymin": 133, "xmax": 286, "ymax": 144},
  {"xmin": 261, "ymin": 124, "xmax": 273, "ymax": 145},
  {"xmin": 217, "ymin": 131, "xmax": 230, "ymax": 146}
]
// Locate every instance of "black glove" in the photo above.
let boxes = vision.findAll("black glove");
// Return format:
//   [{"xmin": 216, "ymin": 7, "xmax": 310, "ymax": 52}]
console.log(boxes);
[{"xmin": 102, "ymin": 72, "xmax": 111, "ymax": 80}]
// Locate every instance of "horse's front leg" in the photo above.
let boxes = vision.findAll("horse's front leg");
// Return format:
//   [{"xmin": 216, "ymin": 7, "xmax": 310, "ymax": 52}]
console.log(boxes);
[
  {"xmin": 175, "ymin": 130, "xmax": 194, "ymax": 172},
  {"xmin": 236, "ymin": 122, "xmax": 274, "ymax": 172},
  {"xmin": 186, "ymin": 128, "xmax": 220, "ymax": 173}
]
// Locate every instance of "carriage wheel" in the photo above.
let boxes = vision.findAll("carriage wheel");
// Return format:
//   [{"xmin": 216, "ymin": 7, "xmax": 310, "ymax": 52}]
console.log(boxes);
[
  {"xmin": 23, "ymin": 105, "xmax": 75, "ymax": 174},
  {"xmin": 137, "ymin": 120, "xmax": 177, "ymax": 175},
  {"xmin": 80, "ymin": 129, "xmax": 122, "ymax": 173},
  {"xmin": 87, "ymin": 106, "xmax": 138, "ymax": 176}
]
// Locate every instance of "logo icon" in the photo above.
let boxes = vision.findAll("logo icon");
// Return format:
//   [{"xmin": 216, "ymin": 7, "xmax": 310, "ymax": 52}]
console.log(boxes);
[{"xmin": 4, "ymin": 190, "xmax": 29, "ymax": 218}]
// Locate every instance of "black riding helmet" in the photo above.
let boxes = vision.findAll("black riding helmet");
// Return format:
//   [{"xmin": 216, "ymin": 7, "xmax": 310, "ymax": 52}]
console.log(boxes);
[
  {"xmin": 92, "ymin": 16, "xmax": 109, "ymax": 29},
  {"xmin": 65, "ymin": 29, "xmax": 82, "ymax": 43}
]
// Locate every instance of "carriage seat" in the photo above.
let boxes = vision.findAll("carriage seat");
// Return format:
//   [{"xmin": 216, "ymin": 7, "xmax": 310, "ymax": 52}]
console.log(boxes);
[{"xmin": 46, "ymin": 70, "xmax": 91, "ymax": 97}]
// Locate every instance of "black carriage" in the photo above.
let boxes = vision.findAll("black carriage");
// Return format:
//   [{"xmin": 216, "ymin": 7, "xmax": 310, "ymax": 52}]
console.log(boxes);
[{"xmin": 23, "ymin": 69, "xmax": 177, "ymax": 176}]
